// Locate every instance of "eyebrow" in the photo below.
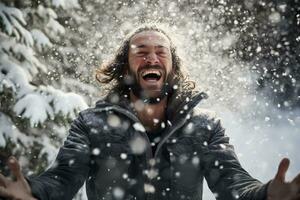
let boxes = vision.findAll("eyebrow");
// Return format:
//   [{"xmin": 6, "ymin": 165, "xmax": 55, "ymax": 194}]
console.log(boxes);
[{"xmin": 136, "ymin": 44, "xmax": 169, "ymax": 49}]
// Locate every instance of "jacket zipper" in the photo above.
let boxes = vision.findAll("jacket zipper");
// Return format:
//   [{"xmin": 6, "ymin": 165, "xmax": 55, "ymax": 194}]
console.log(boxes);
[
  {"xmin": 93, "ymin": 105, "xmax": 190, "ymax": 161},
  {"xmin": 94, "ymin": 92, "xmax": 206, "ymax": 200},
  {"xmin": 94, "ymin": 105, "xmax": 190, "ymax": 200},
  {"xmin": 94, "ymin": 92, "xmax": 206, "ymax": 161}
]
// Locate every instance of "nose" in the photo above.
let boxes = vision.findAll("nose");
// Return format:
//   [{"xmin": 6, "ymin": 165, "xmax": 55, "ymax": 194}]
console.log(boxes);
[{"xmin": 145, "ymin": 53, "xmax": 159, "ymax": 65}]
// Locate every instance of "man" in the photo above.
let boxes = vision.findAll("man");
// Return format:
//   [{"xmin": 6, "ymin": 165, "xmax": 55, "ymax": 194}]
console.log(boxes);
[{"xmin": 0, "ymin": 25, "xmax": 299, "ymax": 200}]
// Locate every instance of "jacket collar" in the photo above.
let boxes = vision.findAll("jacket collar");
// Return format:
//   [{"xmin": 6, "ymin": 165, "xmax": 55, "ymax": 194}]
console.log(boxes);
[
  {"xmin": 165, "ymin": 90, "xmax": 208, "ymax": 123},
  {"xmin": 95, "ymin": 90, "xmax": 208, "ymax": 124}
]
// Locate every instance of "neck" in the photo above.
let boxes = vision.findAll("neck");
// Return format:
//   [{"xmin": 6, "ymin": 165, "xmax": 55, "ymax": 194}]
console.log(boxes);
[{"xmin": 130, "ymin": 91, "xmax": 167, "ymax": 131}]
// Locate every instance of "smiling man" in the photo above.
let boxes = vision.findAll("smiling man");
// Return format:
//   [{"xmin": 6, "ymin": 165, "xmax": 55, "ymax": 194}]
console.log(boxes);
[
  {"xmin": 128, "ymin": 31, "xmax": 172, "ymax": 98},
  {"xmin": 127, "ymin": 30, "xmax": 174, "ymax": 132},
  {"xmin": 0, "ymin": 24, "xmax": 300, "ymax": 200}
]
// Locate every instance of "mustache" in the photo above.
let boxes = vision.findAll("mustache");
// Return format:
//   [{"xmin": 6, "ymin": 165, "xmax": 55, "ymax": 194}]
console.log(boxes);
[{"xmin": 137, "ymin": 64, "xmax": 165, "ymax": 74}]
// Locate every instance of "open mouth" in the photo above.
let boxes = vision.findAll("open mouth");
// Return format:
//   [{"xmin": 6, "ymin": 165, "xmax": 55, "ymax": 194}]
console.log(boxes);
[{"xmin": 141, "ymin": 70, "xmax": 162, "ymax": 82}]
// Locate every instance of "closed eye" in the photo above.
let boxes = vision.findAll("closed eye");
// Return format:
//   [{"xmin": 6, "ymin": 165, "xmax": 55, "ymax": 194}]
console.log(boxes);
[
  {"xmin": 137, "ymin": 52, "xmax": 147, "ymax": 56},
  {"xmin": 157, "ymin": 51, "xmax": 166, "ymax": 55},
  {"xmin": 157, "ymin": 51, "xmax": 168, "ymax": 57}
]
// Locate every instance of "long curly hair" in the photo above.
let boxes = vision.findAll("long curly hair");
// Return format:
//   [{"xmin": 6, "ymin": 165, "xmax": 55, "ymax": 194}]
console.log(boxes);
[{"xmin": 95, "ymin": 24, "xmax": 195, "ymax": 97}]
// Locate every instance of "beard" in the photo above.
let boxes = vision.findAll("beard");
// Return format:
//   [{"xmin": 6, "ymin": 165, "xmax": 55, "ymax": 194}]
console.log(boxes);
[{"xmin": 124, "ymin": 65, "xmax": 174, "ymax": 104}]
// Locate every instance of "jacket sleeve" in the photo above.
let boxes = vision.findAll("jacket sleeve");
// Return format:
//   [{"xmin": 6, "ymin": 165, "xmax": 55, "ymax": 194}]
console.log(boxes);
[
  {"xmin": 202, "ymin": 118, "xmax": 269, "ymax": 200},
  {"xmin": 28, "ymin": 112, "xmax": 91, "ymax": 200}
]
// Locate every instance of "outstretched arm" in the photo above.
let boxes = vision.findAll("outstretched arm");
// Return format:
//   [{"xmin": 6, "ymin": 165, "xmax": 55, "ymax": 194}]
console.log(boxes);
[
  {"xmin": 0, "ymin": 112, "xmax": 91, "ymax": 200},
  {"xmin": 202, "ymin": 119, "xmax": 269, "ymax": 200},
  {"xmin": 28, "ymin": 112, "xmax": 91, "ymax": 200},
  {"xmin": 203, "ymin": 118, "xmax": 300, "ymax": 200}
]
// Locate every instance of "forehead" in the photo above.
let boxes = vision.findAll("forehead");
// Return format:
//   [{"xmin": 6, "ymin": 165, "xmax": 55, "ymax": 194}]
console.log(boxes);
[{"xmin": 129, "ymin": 31, "xmax": 171, "ymax": 48}]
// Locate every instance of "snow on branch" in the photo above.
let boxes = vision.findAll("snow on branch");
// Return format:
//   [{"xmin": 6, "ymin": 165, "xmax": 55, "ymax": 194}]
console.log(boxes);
[
  {"xmin": 43, "ymin": 86, "xmax": 88, "ymax": 119},
  {"xmin": 0, "ymin": 112, "xmax": 34, "ymax": 148},
  {"xmin": 0, "ymin": 3, "xmax": 33, "ymax": 46},
  {"xmin": 46, "ymin": 17, "xmax": 65, "ymax": 38},
  {"xmin": 35, "ymin": 5, "xmax": 65, "ymax": 39},
  {"xmin": 0, "ymin": 33, "xmax": 47, "ymax": 77},
  {"xmin": 52, "ymin": 0, "xmax": 80, "ymax": 10},
  {"xmin": 13, "ymin": 92, "xmax": 54, "ymax": 127},
  {"xmin": 0, "ymin": 53, "xmax": 35, "ymax": 96},
  {"xmin": 0, "ymin": 112, "xmax": 61, "ymax": 166},
  {"xmin": 36, "ymin": 5, "xmax": 58, "ymax": 19},
  {"xmin": 31, "ymin": 29, "xmax": 53, "ymax": 52},
  {"xmin": 12, "ymin": 85, "xmax": 88, "ymax": 127},
  {"xmin": 39, "ymin": 134, "xmax": 59, "ymax": 164}
]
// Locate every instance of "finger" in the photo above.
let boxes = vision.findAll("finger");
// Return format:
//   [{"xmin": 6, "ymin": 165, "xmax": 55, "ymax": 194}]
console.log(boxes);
[
  {"xmin": 274, "ymin": 157, "xmax": 290, "ymax": 182},
  {"xmin": 7, "ymin": 156, "xmax": 23, "ymax": 180},
  {"xmin": 0, "ymin": 186, "xmax": 13, "ymax": 198},
  {"xmin": 0, "ymin": 174, "xmax": 7, "ymax": 187},
  {"xmin": 291, "ymin": 172, "xmax": 300, "ymax": 186}
]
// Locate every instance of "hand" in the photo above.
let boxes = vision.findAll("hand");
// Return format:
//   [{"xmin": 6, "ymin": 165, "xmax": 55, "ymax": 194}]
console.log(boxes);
[
  {"xmin": 267, "ymin": 158, "xmax": 300, "ymax": 200},
  {"xmin": 0, "ymin": 156, "xmax": 36, "ymax": 200}
]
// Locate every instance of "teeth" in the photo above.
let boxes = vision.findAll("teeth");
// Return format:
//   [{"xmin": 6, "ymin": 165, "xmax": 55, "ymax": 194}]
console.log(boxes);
[{"xmin": 141, "ymin": 70, "xmax": 161, "ymax": 77}]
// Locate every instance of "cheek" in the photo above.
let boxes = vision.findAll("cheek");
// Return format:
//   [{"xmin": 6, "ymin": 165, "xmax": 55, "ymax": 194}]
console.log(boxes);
[{"xmin": 129, "ymin": 55, "xmax": 144, "ymax": 66}]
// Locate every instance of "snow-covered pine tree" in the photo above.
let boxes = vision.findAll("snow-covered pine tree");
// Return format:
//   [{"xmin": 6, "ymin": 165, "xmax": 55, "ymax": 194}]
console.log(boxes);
[{"xmin": 0, "ymin": 1, "xmax": 88, "ymax": 190}]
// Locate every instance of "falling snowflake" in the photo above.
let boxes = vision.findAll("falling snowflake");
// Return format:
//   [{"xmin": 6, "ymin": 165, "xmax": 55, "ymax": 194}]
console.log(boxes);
[
  {"xmin": 120, "ymin": 153, "xmax": 127, "ymax": 159},
  {"xmin": 133, "ymin": 122, "xmax": 146, "ymax": 132},
  {"xmin": 107, "ymin": 114, "xmax": 121, "ymax": 128},
  {"xmin": 68, "ymin": 159, "xmax": 75, "ymax": 166},
  {"xmin": 112, "ymin": 187, "xmax": 125, "ymax": 199},
  {"xmin": 129, "ymin": 136, "xmax": 147, "ymax": 154},
  {"xmin": 92, "ymin": 148, "xmax": 100, "ymax": 155},
  {"xmin": 144, "ymin": 183, "xmax": 155, "ymax": 193},
  {"xmin": 192, "ymin": 156, "xmax": 200, "ymax": 166}
]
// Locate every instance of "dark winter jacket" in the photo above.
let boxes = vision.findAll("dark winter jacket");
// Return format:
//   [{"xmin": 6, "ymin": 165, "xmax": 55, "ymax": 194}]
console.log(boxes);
[{"xmin": 29, "ymin": 91, "xmax": 269, "ymax": 200}]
